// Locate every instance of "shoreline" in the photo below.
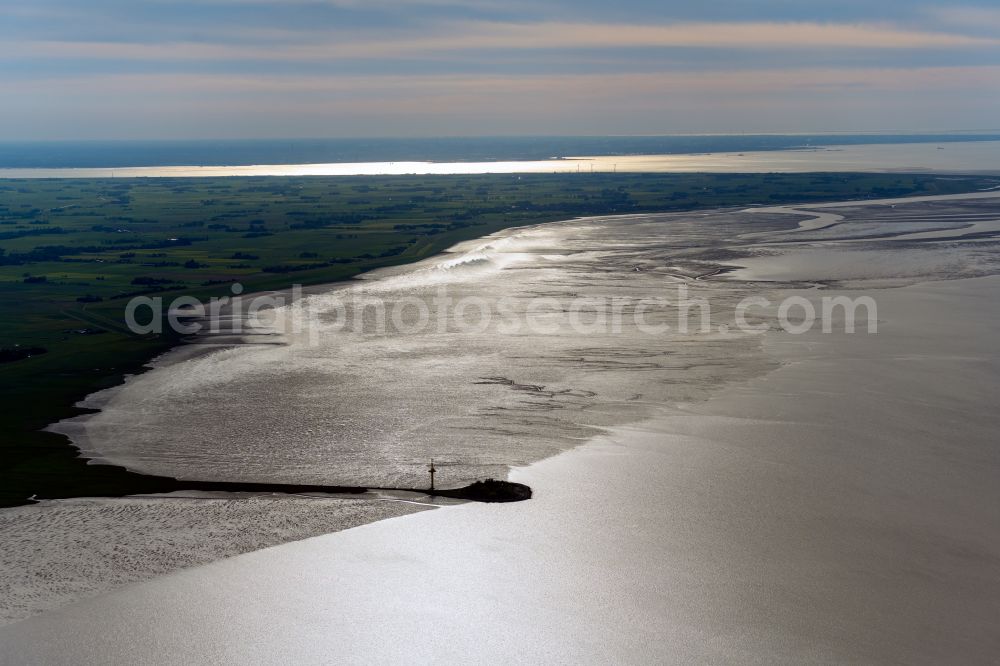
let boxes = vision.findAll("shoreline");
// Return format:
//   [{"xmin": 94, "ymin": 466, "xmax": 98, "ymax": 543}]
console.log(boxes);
[
  {"xmin": 4, "ymin": 274, "xmax": 997, "ymax": 660},
  {"xmin": 0, "ymin": 195, "xmax": 786, "ymax": 623},
  {"xmin": 4, "ymin": 174, "xmax": 995, "ymax": 511},
  {"xmin": 4, "ymin": 189, "xmax": 999, "ymax": 629},
  {"xmin": 0, "ymin": 204, "xmax": 569, "ymax": 509},
  {"xmin": 32, "ymin": 202, "xmax": 777, "ymax": 496},
  {"xmin": 0, "ymin": 276, "xmax": 1000, "ymax": 664},
  {"xmin": 41, "ymin": 187, "xmax": 1000, "ymax": 503},
  {"xmin": 24, "ymin": 474, "xmax": 532, "ymax": 505}
]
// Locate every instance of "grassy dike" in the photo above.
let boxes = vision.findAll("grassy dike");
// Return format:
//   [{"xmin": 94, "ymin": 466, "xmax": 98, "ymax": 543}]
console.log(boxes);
[{"xmin": 2, "ymin": 172, "xmax": 996, "ymax": 507}]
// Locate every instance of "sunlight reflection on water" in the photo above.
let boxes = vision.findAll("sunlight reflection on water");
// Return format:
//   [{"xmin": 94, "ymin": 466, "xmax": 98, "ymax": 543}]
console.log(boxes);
[{"xmin": 2, "ymin": 141, "xmax": 998, "ymax": 178}]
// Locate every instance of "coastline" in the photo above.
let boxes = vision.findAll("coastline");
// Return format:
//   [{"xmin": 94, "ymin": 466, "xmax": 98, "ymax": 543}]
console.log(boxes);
[
  {"xmin": 4, "ymin": 190, "xmax": 1000, "ymax": 631},
  {"xmin": 0, "ymin": 204, "xmax": 567, "ymax": 509},
  {"xmin": 4, "ymin": 172, "xmax": 995, "ymax": 508},
  {"xmin": 4, "ymin": 275, "xmax": 998, "ymax": 661},
  {"xmin": 0, "ymin": 199, "xmax": 783, "ymax": 624}
]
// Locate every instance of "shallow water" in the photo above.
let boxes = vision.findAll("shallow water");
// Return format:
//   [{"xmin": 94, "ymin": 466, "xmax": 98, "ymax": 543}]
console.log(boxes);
[
  {"xmin": 53, "ymin": 193, "xmax": 1000, "ymax": 491},
  {"xmin": 8, "ymin": 191, "xmax": 999, "ymax": 643},
  {"xmin": 54, "ymin": 210, "xmax": 786, "ymax": 488},
  {"xmin": 6, "ymin": 273, "xmax": 1000, "ymax": 663},
  {"xmin": 730, "ymin": 194, "xmax": 1000, "ymax": 286},
  {"xmin": 0, "ymin": 493, "xmax": 428, "ymax": 625}
]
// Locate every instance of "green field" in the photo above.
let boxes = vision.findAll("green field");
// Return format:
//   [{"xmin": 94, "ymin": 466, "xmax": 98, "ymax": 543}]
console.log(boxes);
[{"xmin": 1, "ymin": 172, "xmax": 996, "ymax": 507}]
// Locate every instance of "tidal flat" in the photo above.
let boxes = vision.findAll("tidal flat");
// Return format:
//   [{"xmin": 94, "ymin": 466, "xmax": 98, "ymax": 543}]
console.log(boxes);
[
  {"xmin": 5, "ymin": 172, "xmax": 984, "ymax": 509},
  {"xmin": 2, "ymin": 190, "xmax": 999, "ymax": 642},
  {"xmin": 3, "ymin": 192, "xmax": 1000, "ymax": 662}
]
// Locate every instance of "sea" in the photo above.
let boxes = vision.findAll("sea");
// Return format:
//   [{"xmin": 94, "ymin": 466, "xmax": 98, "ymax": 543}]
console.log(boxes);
[{"xmin": 0, "ymin": 134, "xmax": 999, "ymax": 177}]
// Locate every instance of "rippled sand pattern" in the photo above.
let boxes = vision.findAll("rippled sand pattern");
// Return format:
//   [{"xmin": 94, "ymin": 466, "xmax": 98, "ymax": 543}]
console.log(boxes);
[{"xmin": 0, "ymin": 495, "xmax": 426, "ymax": 625}]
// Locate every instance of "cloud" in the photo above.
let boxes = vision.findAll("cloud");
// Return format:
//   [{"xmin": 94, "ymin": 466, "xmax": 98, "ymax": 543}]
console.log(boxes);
[
  {"xmin": 17, "ymin": 65, "xmax": 1000, "ymax": 99},
  {"xmin": 7, "ymin": 64, "xmax": 999, "ymax": 138},
  {"xmin": 8, "ymin": 20, "xmax": 1000, "ymax": 65},
  {"xmin": 925, "ymin": 6, "xmax": 1000, "ymax": 32},
  {"xmin": 434, "ymin": 21, "xmax": 1000, "ymax": 51},
  {"xmin": 6, "ymin": 6, "xmax": 1000, "ymax": 138},
  {"xmin": 7, "ymin": 64, "xmax": 996, "ymax": 133}
]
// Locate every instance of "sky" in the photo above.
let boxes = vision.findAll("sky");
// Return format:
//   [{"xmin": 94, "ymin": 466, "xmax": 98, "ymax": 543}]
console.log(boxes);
[{"xmin": 3, "ymin": 0, "xmax": 1000, "ymax": 139}]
